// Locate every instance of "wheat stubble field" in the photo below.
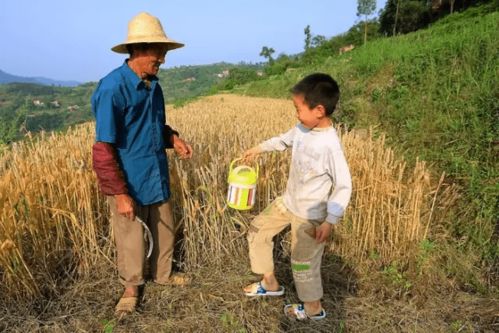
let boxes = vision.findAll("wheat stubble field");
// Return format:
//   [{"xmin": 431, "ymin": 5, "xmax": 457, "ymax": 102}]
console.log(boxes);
[{"xmin": 0, "ymin": 94, "xmax": 496, "ymax": 332}]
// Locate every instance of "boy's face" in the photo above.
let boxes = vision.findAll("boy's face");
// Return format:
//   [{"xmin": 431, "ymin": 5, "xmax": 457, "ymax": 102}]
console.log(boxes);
[{"xmin": 292, "ymin": 94, "xmax": 325, "ymax": 129}]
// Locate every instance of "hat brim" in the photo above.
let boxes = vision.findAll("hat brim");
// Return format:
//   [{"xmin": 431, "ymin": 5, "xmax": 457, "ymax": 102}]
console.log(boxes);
[{"xmin": 111, "ymin": 39, "xmax": 184, "ymax": 54}]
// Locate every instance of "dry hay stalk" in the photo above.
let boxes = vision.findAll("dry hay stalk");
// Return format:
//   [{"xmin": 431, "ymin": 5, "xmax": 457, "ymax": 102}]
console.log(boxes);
[
  {"xmin": 168, "ymin": 95, "xmax": 448, "ymax": 267},
  {"xmin": 0, "ymin": 94, "xmax": 450, "ymax": 299},
  {"xmin": 331, "ymin": 128, "xmax": 446, "ymax": 263},
  {"xmin": 0, "ymin": 125, "xmax": 110, "ymax": 300}
]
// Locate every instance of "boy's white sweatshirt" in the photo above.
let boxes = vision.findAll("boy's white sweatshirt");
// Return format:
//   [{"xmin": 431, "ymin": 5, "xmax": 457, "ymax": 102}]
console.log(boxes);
[{"xmin": 259, "ymin": 124, "xmax": 352, "ymax": 224}]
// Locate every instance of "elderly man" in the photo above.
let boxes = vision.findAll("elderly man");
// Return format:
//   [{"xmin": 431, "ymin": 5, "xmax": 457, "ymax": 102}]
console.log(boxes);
[{"xmin": 91, "ymin": 12, "xmax": 192, "ymax": 315}]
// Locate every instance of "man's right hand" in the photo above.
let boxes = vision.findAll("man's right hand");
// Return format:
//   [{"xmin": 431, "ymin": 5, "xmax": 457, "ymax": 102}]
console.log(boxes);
[{"xmin": 115, "ymin": 193, "xmax": 135, "ymax": 220}]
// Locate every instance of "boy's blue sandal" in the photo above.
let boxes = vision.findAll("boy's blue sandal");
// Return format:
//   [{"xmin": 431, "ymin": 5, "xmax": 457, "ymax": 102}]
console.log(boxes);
[
  {"xmin": 244, "ymin": 281, "xmax": 285, "ymax": 297},
  {"xmin": 284, "ymin": 303, "xmax": 326, "ymax": 321}
]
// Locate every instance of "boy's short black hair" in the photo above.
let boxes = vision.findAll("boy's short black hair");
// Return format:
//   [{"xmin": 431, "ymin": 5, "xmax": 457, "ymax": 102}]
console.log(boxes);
[{"xmin": 291, "ymin": 73, "xmax": 340, "ymax": 115}]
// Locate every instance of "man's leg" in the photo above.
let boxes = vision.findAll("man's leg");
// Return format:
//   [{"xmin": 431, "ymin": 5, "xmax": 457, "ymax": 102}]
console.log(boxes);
[
  {"xmin": 108, "ymin": 196, "xmax": 149, "ymax": 316},
  {"xmin": 245, "ymin": 197, "xmax": 291, "ymax": 292},
  {"xmin": 148, "ymin": 200, "xmax": 175, "ymax": 284},
  {"xmin": 109, "ymin": 196, "xmax": 148, "ymax": 290}
]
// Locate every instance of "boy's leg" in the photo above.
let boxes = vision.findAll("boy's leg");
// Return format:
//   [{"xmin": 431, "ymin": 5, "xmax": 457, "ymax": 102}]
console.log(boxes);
[
  {"xmin": 246, "ymin": 197, "xmax": 291, "ymax": 289},
  {"xmin": 290, "ymin": 217, "xmax": 326, "ymax": 315}
]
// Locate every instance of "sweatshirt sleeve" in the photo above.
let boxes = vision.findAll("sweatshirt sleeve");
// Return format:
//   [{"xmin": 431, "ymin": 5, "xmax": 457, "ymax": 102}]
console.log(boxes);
[
  {"xmin": 258, "ymin": 126, "xmax": 296, "ymax": 152},
  {"xmin": 92, "ymin": 142, "xmax": 128, "ymax": 195},
  {"xmin": 163, "ymin": 125, "xmax": 179, "ymax": 149},
  {"xmin": 325, "ymin": 147, "xmax": 352, "ymax": 224}
]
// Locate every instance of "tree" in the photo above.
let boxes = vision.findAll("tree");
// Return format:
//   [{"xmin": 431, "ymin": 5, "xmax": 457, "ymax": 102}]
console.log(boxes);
[
  {"xmin": 346, "ymin": 20, "xmax": 381, "ymax": 46},
  {"xmin": 304, "ymin": 25, "xmax": 326, "ymax": 50},
  {"xmin": 449, "ymin": 0, "xmax": 456, "ymax": 14},
  {"xmin": 0, "ymin": 107, "xmax": 26, "ymax": 144},
  {"xmin": 379, "ymin": 0, "xmax": 431, "ymax": 35},
  {"xmin": 304, "ymin": 25, "xmax": 312, "ymax": 50},
  {"xmin": 357, "ymin": 0, "xmax": 377, "ymax": 44},
  {"xmin": 393, "ymin": 0, "xmax": 401, "ymax": 35},
  {"xmin": 259, "ymin": 46, "xmax": 275, "ymax": 64},
  {"xmin": 311, "ymin": 35, "xmax": 326, "ymax": 48}
]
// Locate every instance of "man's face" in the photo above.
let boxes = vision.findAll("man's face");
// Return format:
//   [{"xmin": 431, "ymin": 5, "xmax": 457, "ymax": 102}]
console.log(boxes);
[{"xmin": 133, "ymin": 44, "xmax": 168, "ymax": 77}]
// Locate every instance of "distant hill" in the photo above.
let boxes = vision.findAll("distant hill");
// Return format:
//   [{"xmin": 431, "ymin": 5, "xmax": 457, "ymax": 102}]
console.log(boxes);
[
  {"xmin": 0, "ymin": 62, "xmax": 262, "ymax": 143},
  {"xmin": 0, "ymin": 69, "xmax": 80, "ymax": 87},
  {"xmin": 159, "ymin": 62, "xmax": 262, "ymax": 104}
]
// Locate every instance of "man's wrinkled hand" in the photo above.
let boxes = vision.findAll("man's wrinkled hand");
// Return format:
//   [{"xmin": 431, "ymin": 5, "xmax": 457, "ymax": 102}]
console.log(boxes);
[
  {"xmin": 115, "ymin": 193, "xmax": 135, "ymax": 221},
  {"xmin": 173, "ymin": 136, "xmax": 193, "ymax": 159}
]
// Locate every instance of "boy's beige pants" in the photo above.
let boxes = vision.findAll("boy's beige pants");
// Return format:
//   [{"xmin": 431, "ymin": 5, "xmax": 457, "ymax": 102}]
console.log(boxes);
[
  {"xmin": 247, "ymin": 197, "xmax": 325, "ymax": 302},
  {"xmin": 108, "ymin": 196, "xmax": 175, "ymax": 287}
]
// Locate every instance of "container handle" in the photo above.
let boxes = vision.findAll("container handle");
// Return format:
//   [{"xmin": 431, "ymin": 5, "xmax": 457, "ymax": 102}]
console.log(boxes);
[{"xmin": 230, "ymin": 158, "xmax": 259, "ymax": 178}]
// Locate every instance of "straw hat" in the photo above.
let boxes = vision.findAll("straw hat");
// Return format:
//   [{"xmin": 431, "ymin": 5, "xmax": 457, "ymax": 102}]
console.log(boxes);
[{"xmin": 111, "ymin": 12, "xmax": 184, "ymax": 54}]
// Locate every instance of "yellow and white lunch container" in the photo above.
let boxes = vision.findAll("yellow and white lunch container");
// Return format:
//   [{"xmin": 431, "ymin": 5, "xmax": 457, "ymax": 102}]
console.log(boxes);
[{"xmin": 227, "ymin": 158, "xmax": 259, "ymax": 210}]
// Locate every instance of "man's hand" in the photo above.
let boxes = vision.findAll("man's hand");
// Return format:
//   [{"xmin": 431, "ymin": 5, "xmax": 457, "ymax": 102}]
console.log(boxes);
[
  {"xmin": 115, "ymin": 193, "xmax": 135, "ymax": 220},
  {"xmin": 243, "ymin": 146, "xmax": 262, "ymax": 161},
  {"xmin": 172, "ymin": 135, "xmax": 193, "ymax": 159},
  {"xmin": 315, "ymin": 222, "xmax": 333, "ymax": 243}
]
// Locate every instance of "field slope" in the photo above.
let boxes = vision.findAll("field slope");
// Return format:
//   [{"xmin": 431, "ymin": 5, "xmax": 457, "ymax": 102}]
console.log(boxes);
[{"xmin": 1, "ymin": 95, "xmax": 497, "ymax": 332}]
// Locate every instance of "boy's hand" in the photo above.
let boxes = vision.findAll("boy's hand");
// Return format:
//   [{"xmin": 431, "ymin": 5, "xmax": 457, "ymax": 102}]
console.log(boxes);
[
  {"xmin": 243, "ymin": 146, "xmax": 262, "ymax": 161},
  {"xmin": 315, "ymin": 222, "xmax": 333, "ymax": 243}
]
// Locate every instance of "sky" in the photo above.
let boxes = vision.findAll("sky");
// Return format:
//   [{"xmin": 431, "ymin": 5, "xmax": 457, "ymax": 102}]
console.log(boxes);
[{"xmin": 0, "ymin": 0, "xmax": 387, "ymax": 83}]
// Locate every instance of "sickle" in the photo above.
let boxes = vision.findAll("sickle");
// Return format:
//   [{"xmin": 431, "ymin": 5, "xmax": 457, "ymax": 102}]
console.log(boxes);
[{"xmin": 135, "ymin": 216, "xmax": 153, "ymax": 259}]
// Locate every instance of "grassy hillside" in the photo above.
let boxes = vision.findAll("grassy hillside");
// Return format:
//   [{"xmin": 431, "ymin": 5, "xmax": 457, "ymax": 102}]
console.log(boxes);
[{"xmin": 234, "ymin": 6, "xmax": 498, "ymax": 273}]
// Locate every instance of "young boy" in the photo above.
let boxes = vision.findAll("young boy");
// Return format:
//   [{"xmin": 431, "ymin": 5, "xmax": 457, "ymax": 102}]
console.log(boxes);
[{"xmin": 242, "ymin": 73, "xmax": 352, "ymax": 320}]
